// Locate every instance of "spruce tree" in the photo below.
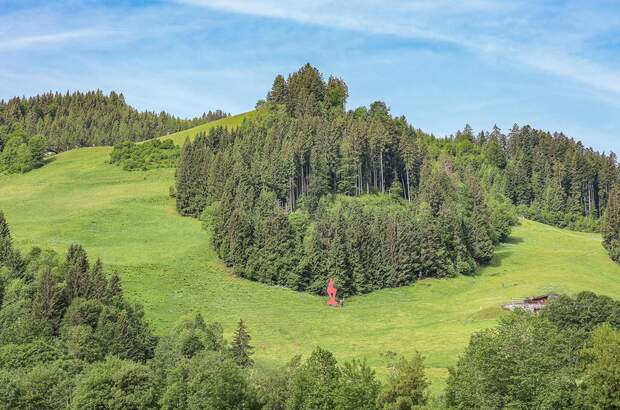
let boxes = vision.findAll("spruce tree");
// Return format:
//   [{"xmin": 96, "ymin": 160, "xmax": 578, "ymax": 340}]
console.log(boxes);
[
  {"xmin": 64, "ymin": 244, "xmax": 90, "ymax": 304},
  {"xmin": 0, "ymin": 211, "xmax": 14, "ymax": 267},
  {"xmin": 602, "ymin": 185, "xmax": 620, "ymax": 262},
  {"xmin": 87, "ymin": 258, "xmax": 108, "ymax": 300},
  {"xmin": 231, "ymin": 319, "xmax": 254, "ymax": 367},
  {"xmin": 466, "ymin": 178, "xmax": 494, "ymax": 264},
  {"xmin": 32, "ymin": 268, "xmax": 63, "ymax": 329},
  {"xmin": 267, "ymin": 74, "xmax": 288, "ymax": 104},
  {"xmin": 107, "ymin": 273, "xmax": 123, "ymax": 301},
  {"xmin": 175, "ymin": 137, "xmax": 194, "ymax": 216},
  {"xmin": 0, "ymin": 211, "xmax": 23, "ymax": 275}
]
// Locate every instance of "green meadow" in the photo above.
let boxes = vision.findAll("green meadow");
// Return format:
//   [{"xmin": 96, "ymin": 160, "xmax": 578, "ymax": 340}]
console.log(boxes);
[
  {"xmin": 154, "ymin": 110, "xmax": 260, "ymax": 145},
  {"xmin": 1, "ymin": 127, "xmax": 619, "ymax": 393}
]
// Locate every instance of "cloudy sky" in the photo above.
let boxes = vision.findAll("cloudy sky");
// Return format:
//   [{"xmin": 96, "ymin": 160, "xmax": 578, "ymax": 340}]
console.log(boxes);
[{"xmin": 1, "ymin": 0, "xmax": 619, "ymax": 152}]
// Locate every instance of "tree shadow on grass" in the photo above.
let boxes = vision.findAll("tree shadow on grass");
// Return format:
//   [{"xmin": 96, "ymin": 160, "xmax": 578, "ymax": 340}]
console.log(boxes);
[
  {"xmin": 43, "ymin": 156, "xmax": 57, "ymax": 166},
  {"xmin": 486, "ymin": 235, "xmax": 524, "ymax": 269},
  {"xmin": 504, "ymin": 236, "xmax": 524, "ymax": 245}
]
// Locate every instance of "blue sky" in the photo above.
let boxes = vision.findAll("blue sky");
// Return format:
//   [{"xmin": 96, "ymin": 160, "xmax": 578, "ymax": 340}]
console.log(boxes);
[{"xmin": 1, "ymin": 0, "xmax": 619, "ymax": 152}]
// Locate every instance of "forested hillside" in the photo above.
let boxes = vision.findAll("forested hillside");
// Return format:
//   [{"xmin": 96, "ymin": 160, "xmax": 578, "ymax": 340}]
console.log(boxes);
[
  {"xmin": 1, "ymin": 207, "xmax": 618, "ymax": 409},
  {"xmin": 0, "ymin": 91, "xmax": 227, "ymax": 174},
  {"xmin": 174, "ymin": 64, "xmax": 620, "ymax": 293}
]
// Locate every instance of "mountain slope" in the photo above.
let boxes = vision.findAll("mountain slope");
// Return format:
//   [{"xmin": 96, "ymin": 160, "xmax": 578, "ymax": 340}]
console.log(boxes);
[
  {"xmin": 0, "ymin": 140, "xmax": 618, "ymax": 393},
  {"xmin": 154, "ymin": 110, "xmax": 260, "ymax": 146}
]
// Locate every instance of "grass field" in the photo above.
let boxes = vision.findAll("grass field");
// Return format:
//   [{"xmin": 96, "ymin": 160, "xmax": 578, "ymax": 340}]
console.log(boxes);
[
  {"xmin": 154, "ymin": 110, "xmax": 260, "ymax": 146},
  {"xmin": 1, "ymin": 144, "xmax": 619, "ymax": 394}
]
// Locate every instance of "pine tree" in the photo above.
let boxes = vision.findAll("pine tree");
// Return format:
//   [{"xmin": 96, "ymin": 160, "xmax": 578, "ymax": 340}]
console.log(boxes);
[
  {"xmin": 107, "ymin": 273, "xmax": 123, "ymax": 301},
  {"xmin": 231, "ymin": 319, "xmax": 254, "ymax": 367},
  {"xmin": 64, "ymin": 244, "xmax": 90, "ymax": 304},
  {"xmin": 87, "ymin": 258, "xmax": 108, "ymax": 300},
  {"xmin": 0, "ymin": 211, "xmax": 14, "ymax": 267},
  {"xmin": 325, "ymin": 76, "xmax": 348, "ymax": 110},
  {"xmin": 602, "ymin": 185, "xmax": 620, "ymax": 262},
  {"xmin": 324, "ymin": 212, "xmax": 353, "ymax": 295},
  {"xmin": 32, "ymin": 268, "xmax": 63, "ymax": 329},
  {"xmin": 0, "ymin": 210, "xmax": 23, "ymax": 275},
  {"xmin": 267, "ymin": 74, "xmax": 288, "ymax": 104},
  {"xmin": 466, "ymin": 178, "xmax": 495, "ymax": 264},
  {"xmin": 175, "ymin": 137, "xmax": 194, "ymax": 216}
]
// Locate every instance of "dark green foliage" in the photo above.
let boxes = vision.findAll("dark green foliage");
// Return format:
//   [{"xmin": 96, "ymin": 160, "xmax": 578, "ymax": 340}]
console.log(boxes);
[
  {"xmin": 0, "ymin": 278, "xmax": 51, "ymax": 344},
  {"xmin": 465, "ymin": 177, "xmax": 494, "ymax": 263},
  {"xmin": 231, "ymin": 319, "xmax": 254, "ymax": 367},
  {"xmin": 160, "ymin": 351, "xmax": 257, "ymax": 410},
  {"xmin": 377, "ymin": 353, "xmax": 429, "ymax": 410},
  {"xmin": 71, "ymin": 356, "xmax": 159, "ymax": 409},
  {"xmin": 110, "ymin": 138, "xmax": 180, "ymax": 171},
  {"xmin": 175, "ymin": 135, "xmax": 209, "ymax": 217},
  {"xmin": 64, "ymin": 245, "xmax": 107, "ymax": 304},
  {"xmin": 289, "ymin": 347, "xmax": 341, "ymax": 410},
  {"xmin": 267, "ymin": 74, "xmax": 288, "ymax": 105},
  {"xmin": 336, "ymin": 359, "xmax": 381, "ymax": 410},
  {"xmin": 15, "ymin": 362, "xmax": 75, "ymax": 410},
  {"xmin": 446, "ymin": 311, "xmax": 579, "ymax": 409},
  {"xmin": 200, "ymin": 109, "xmax": 230, "ymax": 122},
  {"xmin": 446, "ymin": 293, "xmax": 620, "ymax": 410},
  {"xmin": 0, "ymin": 210, "xmax": 24, "ymax": 277},
  {"xmin": 0, "ymin": 90, "xmax": 209, "ymax": 152},
  {"xmin": 0, "ymin": 370, "xmax": 18, "ymax": 410},
  {"xmin": 0, "ymin": 361, "xmax": 77, "ymax": 410},
  {"xmin": 175, "ymin": 66, "xmax": 519, "ymax": 295},
  {"xmin": 254, "ymin": 356, "xmax": 301, "ymax": 410},
  {"xmin": 0, "ymin": 129, "xmax": 46, "ymax": 174},
  {"xmin": 151, "ymin": 313, "xmax": 228, "ymax": 386},
  {"xmin": 0, "ymin": 340, "xmax": 63, "ymax": 371},
  {"xmin": 603, "ymin": 184, "xmax": 620, "ymax": 261},
  {"xmin": 541, "ymin": 291, "xmax": 620, "ymax": 333},
  {"xmin": 579, "ymin": 324, "xmax": 620, "ymax": 409}
]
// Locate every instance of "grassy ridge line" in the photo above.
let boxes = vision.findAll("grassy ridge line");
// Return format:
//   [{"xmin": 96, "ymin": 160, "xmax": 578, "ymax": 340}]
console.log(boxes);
[
  {"xmin": 0, "ymin": 147, "xmax": 619, "ymax": 394},
  {"xmin": 152, "ymin": 110, "xmax": 259, "ymax": 146}
]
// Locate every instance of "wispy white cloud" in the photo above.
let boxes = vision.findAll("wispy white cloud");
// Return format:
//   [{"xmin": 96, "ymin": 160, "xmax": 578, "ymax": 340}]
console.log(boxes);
[
  {"xmin": 0, "ymin": 30, "xmax": 116, "ymax": 52},
  {"xmin": 176, "ymin": 0, "xmax": 620, "ymax": 99}
]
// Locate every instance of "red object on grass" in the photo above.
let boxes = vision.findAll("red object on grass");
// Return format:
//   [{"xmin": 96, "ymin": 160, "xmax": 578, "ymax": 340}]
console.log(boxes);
[{"xmin": 326, "ymin": 278, "xmax": 338, "ymax": 306}]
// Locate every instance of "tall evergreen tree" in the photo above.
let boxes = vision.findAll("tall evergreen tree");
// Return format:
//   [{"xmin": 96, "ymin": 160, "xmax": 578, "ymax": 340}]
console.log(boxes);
[
  {"xmin": 231, "ymin": 319, "xmax": 254, "ymax": 367},
  {"xmin": 0, "ymin": 211, "xmax": 23, "ymax": 275},
  {"xmin": 602, "ymin": 185, "xmax": 620, "ymax": 261},
  {"xmin": 0, "ymin": 211, "xmax": 14, "ymax": 267},
  {"xmin": 64, "ymin": 244, "xmax": 90, "ymax": 304},
  {"xmin": 267, "ymin": 74, "xmax": 288, "ymax": 104}
]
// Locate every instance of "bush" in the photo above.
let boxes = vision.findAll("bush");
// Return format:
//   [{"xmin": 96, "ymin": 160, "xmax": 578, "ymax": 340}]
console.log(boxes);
[
  {"xmin": 110, "ymin": 139, "xmax": 180, "ymax": 171},
  {"xmin": 72, "ymin": 356, "xmax": 159, "ymax": 409}
]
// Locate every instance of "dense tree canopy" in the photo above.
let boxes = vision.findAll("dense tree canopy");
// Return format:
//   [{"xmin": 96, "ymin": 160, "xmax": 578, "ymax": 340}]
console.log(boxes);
[
  {"xmin": 110, "ymin": 139, "xmax": 180, "ymax": 171},
  {"xmin": 176, "ymin": 65, "xmax": 521, "ymax": 295},
  {"xmin": 446, "ymin": 292, "xmax": 620, "ymax": 409},
  {"xmin": 0, "ymin": 91, "xmax": 214, "ymax": 153},
  {"xmin": 176, "ymin": 65, "xmax": 620, "ymax": 280}
]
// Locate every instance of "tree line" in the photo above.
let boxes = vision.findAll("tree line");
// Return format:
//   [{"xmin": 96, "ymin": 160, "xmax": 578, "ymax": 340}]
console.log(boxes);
[
  {"xmin": 174, "ymin": 64, "xmax": 520, "ymax": 295},
  {"xmin": 175, "ymin": 64, "xmax": 620, "ymax": 274},
  {"xmin": 0, "ymin": 91, "xmax": 230, "ymax": 176}
]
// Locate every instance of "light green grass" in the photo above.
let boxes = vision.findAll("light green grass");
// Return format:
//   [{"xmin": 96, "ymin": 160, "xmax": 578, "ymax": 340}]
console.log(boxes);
[
  {"xmin": 154, "ymin": 110, "xmax": 260, "ymax": 146},
  {"xmin": 1, "ymin": 147, "xmax": 619, "ymax": 394}
]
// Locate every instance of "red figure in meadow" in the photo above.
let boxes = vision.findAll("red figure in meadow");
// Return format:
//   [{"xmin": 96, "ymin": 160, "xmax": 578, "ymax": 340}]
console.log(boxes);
[{"xmin": 326, "ymin": 278, "xmax": 338, "ymax": 306}]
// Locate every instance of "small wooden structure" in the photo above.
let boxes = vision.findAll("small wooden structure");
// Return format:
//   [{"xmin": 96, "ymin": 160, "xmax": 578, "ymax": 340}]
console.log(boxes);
[{"xmin": 502, "ymin": 293, "xmax": 559, "ymax": 313}]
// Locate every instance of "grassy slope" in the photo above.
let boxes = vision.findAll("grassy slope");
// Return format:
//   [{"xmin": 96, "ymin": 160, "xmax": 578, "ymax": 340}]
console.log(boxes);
[
  {"xmin": 154, "ymin": 110, "xmax": 260, "ymax": 146},
  {"xmin": 1, "ymin": 147, "xmax": 619, "ymax": 394}
]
